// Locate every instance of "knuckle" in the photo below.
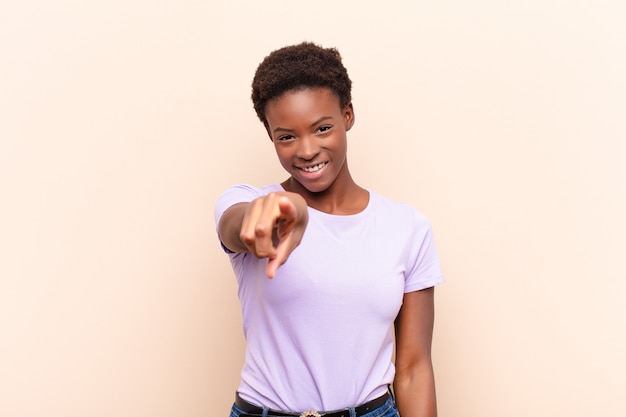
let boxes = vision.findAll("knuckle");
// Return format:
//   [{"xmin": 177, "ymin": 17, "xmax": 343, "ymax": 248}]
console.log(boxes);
[
  {"xmin": 240, "ymin": 231, "xmax": 254, "ymax": 245},
  {"xmin": 254, "ymin": 224, "xmax": 270, "ymax": 237}
]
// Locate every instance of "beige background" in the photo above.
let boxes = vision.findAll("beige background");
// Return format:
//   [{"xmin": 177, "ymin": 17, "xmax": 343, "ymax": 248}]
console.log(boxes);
[{"xmin": 1, "ymin": 1, "xmax": 625, "ymax": 416}]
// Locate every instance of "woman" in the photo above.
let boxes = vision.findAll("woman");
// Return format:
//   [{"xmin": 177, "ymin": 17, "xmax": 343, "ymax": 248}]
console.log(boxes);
[{"xmin": 215, "ymin": 42, "xmax": 444, "ymax": 417}]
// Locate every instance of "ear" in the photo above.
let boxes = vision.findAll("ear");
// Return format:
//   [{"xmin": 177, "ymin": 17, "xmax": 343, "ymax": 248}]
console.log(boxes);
[{"xmin": 344, "ymin": 103, "xmax": 355, "ymax": 131}]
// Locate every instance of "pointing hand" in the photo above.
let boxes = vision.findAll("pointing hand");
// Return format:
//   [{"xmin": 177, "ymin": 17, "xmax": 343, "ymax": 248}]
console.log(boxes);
[{"xmin": 239, "ymin": 192, "xmax": 308, "ymax": 278}]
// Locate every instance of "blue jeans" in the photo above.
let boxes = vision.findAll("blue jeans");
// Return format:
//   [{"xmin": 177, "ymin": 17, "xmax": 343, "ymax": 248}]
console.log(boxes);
[{"xmin": 228, "ymin": 395, "xmax": 400, "ymax": 417}]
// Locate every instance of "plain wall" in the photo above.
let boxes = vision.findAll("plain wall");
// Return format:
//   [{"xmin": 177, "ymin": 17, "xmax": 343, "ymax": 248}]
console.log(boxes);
[{"xmin": 1, "ymin": 1, "xmax": 624, "ymax": 416}]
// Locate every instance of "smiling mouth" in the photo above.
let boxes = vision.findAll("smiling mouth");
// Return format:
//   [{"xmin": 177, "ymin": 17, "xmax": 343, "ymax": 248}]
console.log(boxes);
[{"xmin": 300, "ymin": 162, "xmax": 328, "ymax": 173}]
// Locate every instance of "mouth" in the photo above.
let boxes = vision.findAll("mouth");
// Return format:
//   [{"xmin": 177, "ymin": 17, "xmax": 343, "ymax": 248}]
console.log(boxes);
[{"xmin": 299, "ymin": 161, "xmax": 328, "ymax": 173}]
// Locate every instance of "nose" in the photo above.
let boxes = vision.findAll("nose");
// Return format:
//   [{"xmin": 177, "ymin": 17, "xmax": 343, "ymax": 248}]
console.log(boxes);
[{"xmin": 296, "ymin": 135, "xmax": 320, "ymax": 161}]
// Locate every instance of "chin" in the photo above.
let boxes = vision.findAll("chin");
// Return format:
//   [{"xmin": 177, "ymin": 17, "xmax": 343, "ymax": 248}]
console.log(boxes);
[
  {"xmin": 291, "ymin": 178, "xmax": 329, "ymax": 194},
  {"xmin": 304, "ymin": 183, "xmax": 332, "ymax": 194}
]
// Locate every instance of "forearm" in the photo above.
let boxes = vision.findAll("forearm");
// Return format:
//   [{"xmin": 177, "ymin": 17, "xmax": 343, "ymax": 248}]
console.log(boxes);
[
  {"xmin": 393, "ymin": 362, "xmax": 437, "ymax": 417},
  {"xmin": 218, "ymin": 202, "xmax": 249, "ymax": 253}
]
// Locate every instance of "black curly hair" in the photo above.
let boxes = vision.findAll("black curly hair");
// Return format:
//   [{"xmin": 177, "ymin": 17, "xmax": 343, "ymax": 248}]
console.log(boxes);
[{"xmin": 251, "ymin": 42, "xmax": 352, "ymax": 126}]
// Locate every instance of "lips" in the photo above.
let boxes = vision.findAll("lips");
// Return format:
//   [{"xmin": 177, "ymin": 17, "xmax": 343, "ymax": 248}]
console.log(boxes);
[{"xmin": 300, "ymin": 162, "xmax": 328, "ymax": 173}]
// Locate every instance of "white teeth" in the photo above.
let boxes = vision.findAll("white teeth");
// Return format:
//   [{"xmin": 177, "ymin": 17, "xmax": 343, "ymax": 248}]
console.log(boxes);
[{"xmin": 302, "ymin": 163, "xmax": 326, "ymax": 172}]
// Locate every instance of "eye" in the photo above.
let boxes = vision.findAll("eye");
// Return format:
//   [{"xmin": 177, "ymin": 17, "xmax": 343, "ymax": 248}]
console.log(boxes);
[
  {"xmin": 276, "ymin": 134, "xmax": 294, "ymax": 142},
  {"xmin": 316, "ymin": 125, "xmax": 332, "ymax": 134}
]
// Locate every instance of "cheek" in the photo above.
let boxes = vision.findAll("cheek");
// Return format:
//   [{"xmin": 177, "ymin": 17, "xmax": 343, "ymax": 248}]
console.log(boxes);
[
  {"xmin": 274, "ymin": 148, "xmax": 292, "ymax": 168},
  {"xmin": 334, "ymin": 137, "xmax": 348, "ymax": 158}
]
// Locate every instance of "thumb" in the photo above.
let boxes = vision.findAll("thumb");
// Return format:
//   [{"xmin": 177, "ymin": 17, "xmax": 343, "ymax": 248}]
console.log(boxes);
[{"xmin": 277, "ymin": 196, "xmax": 297, "ymax": 220}]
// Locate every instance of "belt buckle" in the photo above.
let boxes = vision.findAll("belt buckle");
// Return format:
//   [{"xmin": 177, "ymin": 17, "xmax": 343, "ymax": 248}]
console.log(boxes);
[{"xmin": 299, "ymin": 411, "xmax": 321, "ymax": 417}]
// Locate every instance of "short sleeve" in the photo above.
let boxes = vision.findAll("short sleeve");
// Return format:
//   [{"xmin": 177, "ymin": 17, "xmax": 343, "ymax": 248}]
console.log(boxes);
[
  {"xmin": 214, "ymin": 184, "xmax": 265, "ymax": 227},
  {"xmin": 404, "ymin": 216, "xmax": 445, "ymax": 293}
]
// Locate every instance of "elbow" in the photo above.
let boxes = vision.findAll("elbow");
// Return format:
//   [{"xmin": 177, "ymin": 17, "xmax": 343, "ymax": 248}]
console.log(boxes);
[{"xmin": 394, "ymin": 357, "xmax": 435, "ymax": 387}]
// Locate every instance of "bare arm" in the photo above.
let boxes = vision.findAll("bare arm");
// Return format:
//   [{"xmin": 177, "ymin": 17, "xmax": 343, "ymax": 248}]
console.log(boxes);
[
  {"xmin": 393, "ymin": 287, "xmax": 437, "ymax": 417},
  {"xmin": 218, "ymin": 202, "xmax": 250, "ymax": 253},
  {"xmin": 217, "ymin": 191, "xmax": 308, "ymax": 278}
]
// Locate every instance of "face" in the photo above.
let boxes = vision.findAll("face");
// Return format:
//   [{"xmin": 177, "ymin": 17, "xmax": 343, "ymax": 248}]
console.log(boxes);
[{"xmin": 264, "ymin": 88, "xmax": 355, "ymax": 194}]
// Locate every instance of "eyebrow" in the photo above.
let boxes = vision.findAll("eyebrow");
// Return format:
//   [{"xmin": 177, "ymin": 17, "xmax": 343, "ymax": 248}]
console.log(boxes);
[{"xmin": 272, "ymin": 116, "xmax": 334, "ymax": 134}]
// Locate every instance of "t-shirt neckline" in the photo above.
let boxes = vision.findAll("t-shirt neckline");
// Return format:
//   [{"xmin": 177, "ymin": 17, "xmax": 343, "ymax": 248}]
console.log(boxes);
[{"xmin": 273, "ymin": 183, "xmax": 372, "ymax": 219}]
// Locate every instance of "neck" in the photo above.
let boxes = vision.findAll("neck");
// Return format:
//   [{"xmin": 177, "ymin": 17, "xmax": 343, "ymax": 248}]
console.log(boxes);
[{"xmin": 282, "ymin": 167, "xmax": 368, "ymax": 215}]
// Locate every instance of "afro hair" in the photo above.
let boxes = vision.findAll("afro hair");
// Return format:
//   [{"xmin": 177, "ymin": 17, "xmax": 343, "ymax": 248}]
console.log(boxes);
[{"xmin": 251, "ymin": 42, "xmax": 352, "ymax": 126}]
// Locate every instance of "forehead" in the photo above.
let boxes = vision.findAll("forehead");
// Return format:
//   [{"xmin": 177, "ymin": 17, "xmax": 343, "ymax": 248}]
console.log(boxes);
[{"xmin": 265, "ymin": 88, "xmax": 342, "ymax": 125}]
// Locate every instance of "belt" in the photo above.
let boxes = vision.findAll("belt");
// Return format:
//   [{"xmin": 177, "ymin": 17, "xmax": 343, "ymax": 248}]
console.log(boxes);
[{"xmin": 234, "ymin": 392, "xmax": 389, "ymax": 417}]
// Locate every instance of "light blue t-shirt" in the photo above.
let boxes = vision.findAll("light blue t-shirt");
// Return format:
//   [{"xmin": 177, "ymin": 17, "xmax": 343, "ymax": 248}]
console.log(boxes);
[{"xmin": 215, "ymin": 184, "xmax": 444, "ymax": 412}]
